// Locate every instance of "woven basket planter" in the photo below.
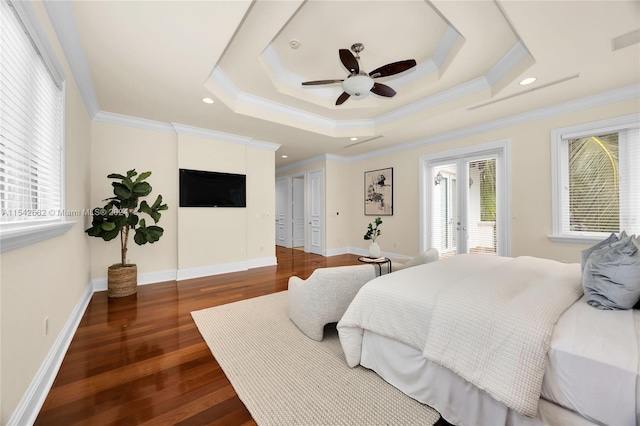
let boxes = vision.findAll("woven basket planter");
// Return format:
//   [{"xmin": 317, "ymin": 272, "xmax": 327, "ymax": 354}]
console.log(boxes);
[{"xmin": 108, "ymin": 264, "xmax": 138, "ymax": 298}]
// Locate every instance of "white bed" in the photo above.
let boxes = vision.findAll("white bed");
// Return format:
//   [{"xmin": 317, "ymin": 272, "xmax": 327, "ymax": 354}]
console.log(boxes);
[{"xmin": 337, "ymin": 255, "xmax": 640, "ymax": 426}]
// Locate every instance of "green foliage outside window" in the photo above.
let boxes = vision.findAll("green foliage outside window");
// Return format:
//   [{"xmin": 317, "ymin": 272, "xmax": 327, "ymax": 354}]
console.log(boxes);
[
  {"xmin": 569, "ymin": 133, "xmax": 619, "ymax": 232},
  {"xmin": 480, "ymin": 160, "xmax": 496, "ymax": 222}
]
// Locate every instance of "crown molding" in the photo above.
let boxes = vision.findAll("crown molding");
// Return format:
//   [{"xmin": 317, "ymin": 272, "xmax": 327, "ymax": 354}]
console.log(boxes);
[
  {"xmin": 259, "ymin": 26, "xmax": 454, "ymax": 96},
  {"xmin": 485, "ymin": 41, "xmax": 531, "ymax": 86},
  {"xmin": 377, "ymin": 77, "xmax": 489, "ymax": 126},
  {"xmin": 433, "ymin": 25, "xmax": 463, "ymax": 68},
  {"xmin": 93, "ymin": 112, "xmax": 280, "ymax": 150},
  {"xmin": 248, "ymin": 140, "xmax": 281, "ymax": 152},
  {"xmin": 208, "ymin": 37, "xmax": 533, "ymax": 136},
  {"xmin": 278, "ymin": 84, "xmax": 639, "ymax": 171},
  {"xmin": 94, "ymin": 111, "xmax": 175, "ymax": 133},
  {"xmin": 172, "ymin": 123, "xmax": 280, "ymax": 151},
  {"xmin": 43, "ymin": 0, "xmax": 99, "ymax": 118},
  {"xmin": 172, "ymin": 123, "xmax": 250, "ymax": 144},
  {"xmin": 349, "ymin": 84, "xmax": 640, "ymax": 163},
  {"xmin": 276, "ymin": 153, "xmax": 351, "ymax": 174}
]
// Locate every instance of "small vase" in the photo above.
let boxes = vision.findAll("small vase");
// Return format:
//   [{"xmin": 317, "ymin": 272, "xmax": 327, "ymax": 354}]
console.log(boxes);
[{"xmin": 368, "ymin": 242, "xmax": 381, "ymax": 258}]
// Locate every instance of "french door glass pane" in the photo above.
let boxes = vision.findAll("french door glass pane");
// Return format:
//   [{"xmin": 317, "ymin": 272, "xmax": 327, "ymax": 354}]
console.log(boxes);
[
  {"xmin": 467, "ymin": 159, "xmax": 497, "ymax": 256},
  {"xmin": 432, "ymin": 164, "xmax": 457, "ymax": 257}
]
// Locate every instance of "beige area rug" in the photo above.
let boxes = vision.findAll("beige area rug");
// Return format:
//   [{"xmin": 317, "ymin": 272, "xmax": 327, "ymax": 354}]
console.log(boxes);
[{"xmin": 191, "ymin": 291, "xmax": 440, "ymax": 426}]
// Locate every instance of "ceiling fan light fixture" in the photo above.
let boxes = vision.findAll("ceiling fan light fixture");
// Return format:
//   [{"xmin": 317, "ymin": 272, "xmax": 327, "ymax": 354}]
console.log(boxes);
[{"xmin": 342, "ymin": 75, "xmax": 374, "ymax": 97}]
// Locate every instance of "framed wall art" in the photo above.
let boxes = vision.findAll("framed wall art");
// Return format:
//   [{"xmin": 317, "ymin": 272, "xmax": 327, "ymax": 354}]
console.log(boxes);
[{"xmin": 364, "ymin": 167, "xmax": 393, "ymax": 216}]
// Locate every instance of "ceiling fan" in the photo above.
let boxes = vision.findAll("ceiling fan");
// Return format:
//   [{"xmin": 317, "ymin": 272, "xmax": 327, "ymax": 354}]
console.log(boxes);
[{"xmin": 301, "ymin": 43, "xmax": 417, "ymax": 106}]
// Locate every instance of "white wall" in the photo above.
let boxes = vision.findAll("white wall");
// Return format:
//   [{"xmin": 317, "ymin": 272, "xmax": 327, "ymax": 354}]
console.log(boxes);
[
  {"xmin": 176, "ymin": 133, "xmax": 276, "ymax": 276},
  {"xmin": 90, "ymin": 123, "xmax": 179, "ymax": 281},
  {"xmin": 276, "ymin": 98, "xmax": 639, "ymax": 263},
  {"xmin": 0, "ymin": 1, "xmax": 92, "ymax": 422},
  {"xmin": 346, "ymin": 98, "xmax": 640, "ymax": 262}
]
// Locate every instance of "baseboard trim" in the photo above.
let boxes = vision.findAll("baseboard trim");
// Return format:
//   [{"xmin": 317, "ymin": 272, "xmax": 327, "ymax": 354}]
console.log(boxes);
[
  {"xmin": 91, "ymin": 269, "xmax": 178, "ymax": 292},
  {"xmin": 177, "ymin": 257, "xmax": 278, "ymax": 281},
  {"xmin": 8, "ymin": 282, "xmax": 94, "ymax": 426},
  {"xmin": 246, "ymin": 256, "xmax": 277, "ymax": 269}
]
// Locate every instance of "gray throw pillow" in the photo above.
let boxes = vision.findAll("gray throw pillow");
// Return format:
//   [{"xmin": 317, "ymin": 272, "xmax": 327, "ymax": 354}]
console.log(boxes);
[
  {"xmin": 581, "ymin": 233, "xmax": 618, "ymax": 273},
  {"xmin": 583, "ymin": 236, "xmax": 640, "ymax": 310}
]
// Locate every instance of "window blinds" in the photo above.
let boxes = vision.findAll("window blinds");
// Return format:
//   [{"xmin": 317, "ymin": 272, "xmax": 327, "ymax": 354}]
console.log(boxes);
[
  {"xmin": 0, "ymin": 0, "xmax": 64, "ymax": 225},
  {"xmin": 564, "ymin": 127, "xmax": 640, "ymax": 236}
]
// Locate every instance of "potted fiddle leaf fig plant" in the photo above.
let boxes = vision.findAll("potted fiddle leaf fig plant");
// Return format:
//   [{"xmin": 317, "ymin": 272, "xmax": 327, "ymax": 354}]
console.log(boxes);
[
  {"xmin": 364, "ymin": 217, "xmax": 383, "ymax": 258},
  {"xmin": 85, "ymin": 169, "xmax": 168, "ymax": 298}
]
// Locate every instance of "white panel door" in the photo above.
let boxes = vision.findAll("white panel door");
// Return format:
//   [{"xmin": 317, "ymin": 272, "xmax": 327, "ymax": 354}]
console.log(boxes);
[
  {"xmin": 307, "ymin": 169, "xmax": 324, "ymax": 255},
  {"xmin": 275, "ymin": 177, "xmax": 290, "ymax": 247},
  {"xmin": 293, "ymin": 177, "xmax": 305, "ymax": 247}
]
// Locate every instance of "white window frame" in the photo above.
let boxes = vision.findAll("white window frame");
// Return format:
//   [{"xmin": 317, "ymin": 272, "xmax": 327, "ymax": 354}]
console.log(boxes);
[
  {"xmin": 550, "ymin": 113, "xmax": 640, "ymax": 244},
  {"xmin": 0, "ymin": 0, "xmax": 73, "ymax": 253}
]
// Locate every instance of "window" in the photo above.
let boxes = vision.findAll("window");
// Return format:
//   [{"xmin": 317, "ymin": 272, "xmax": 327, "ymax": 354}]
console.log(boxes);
[
  {"xmin": 0, "ymin": 0, "xmax": 71, "ymax": 252},
  {"xmin": 551, "ymin": 114, "xmax": 640, "ymax": 243}
]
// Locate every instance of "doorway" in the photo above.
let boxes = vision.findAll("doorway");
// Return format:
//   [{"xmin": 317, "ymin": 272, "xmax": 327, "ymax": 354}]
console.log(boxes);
[
  {"xmin": 419, "ymin": 141, "xmax": 510, "ymax": 257},
  {"xmin": 275, "ymin": 169, "xmax": 325, "ymax": 255}
]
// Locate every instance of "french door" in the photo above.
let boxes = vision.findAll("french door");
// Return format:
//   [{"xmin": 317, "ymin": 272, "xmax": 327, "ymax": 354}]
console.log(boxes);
[{"xmin": 420, "ymin": 141, "xmax": 510, "ymax": 257}]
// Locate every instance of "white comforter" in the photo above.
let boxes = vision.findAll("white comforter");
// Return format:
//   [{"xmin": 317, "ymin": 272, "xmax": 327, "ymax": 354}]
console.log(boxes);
[{"xmin": 337, "ymin": 255, "xmax": 583, "ymax": 418}]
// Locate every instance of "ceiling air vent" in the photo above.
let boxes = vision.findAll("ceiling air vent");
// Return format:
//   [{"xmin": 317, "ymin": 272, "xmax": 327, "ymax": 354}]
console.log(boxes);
[
  {"xmin": 612, "ymin": 29, "xmax": 640, "ymax": 52},
  {"xmin": 468, "ymin": 74, "xmax": 580, "ymax": 111},
  {"xmin": 344, "ymin": 135, "xmax": 383, "ymax": 148}
]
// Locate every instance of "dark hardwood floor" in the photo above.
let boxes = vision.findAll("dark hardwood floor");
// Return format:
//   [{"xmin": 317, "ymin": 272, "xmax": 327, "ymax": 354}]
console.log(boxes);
[{"xmin": 35, "ymin": 247, "xmax": 364, "ymax": 425}]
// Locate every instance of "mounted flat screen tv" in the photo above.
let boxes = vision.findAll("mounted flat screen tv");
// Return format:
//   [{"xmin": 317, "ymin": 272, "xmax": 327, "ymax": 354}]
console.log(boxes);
[{"xmin": 179, "ymin": 168, "xmax": 246, "ymax": 207}]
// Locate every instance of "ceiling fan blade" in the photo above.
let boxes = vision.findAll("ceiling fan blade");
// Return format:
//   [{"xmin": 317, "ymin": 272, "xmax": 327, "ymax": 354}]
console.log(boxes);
[
  {"xmin": 369, "ymin": 59, "xmax": 417, "ymax": 78},
  {"xmin": 301, "ymin": 79, "xmax": 344, "ymax": 86},
  {"xmin": 336, "ymin": 92, "xmax": 350, "ymax": 105},
  {"xmin": 370, "ymin": 83, "xmax": 396, "ymax": 98},
  {"xmin": 339, "ymin": 49, "xmax": 359, "ymax": 74}
]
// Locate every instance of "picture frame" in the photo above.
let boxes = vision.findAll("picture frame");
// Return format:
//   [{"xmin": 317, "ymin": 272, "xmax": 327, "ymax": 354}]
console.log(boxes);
[{"xmin": 364, "ymin": 167, "xmax": 393, "ymax": 216}]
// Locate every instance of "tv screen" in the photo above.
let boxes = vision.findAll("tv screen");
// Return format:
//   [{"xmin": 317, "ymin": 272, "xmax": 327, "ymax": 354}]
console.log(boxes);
[{"xmin": 179, "ymin": 169, "xmax": 246, "ymax": 207}]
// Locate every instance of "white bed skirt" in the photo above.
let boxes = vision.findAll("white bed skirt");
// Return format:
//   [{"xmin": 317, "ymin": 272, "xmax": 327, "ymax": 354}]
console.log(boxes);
[{"xmin": 360, "ymin": 330, "xmax": 596, "ymax": 426}]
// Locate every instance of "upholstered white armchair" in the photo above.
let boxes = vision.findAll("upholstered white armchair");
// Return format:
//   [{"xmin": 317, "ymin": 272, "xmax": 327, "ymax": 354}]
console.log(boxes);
[
  {"xmin": 390, "ymin": 248, "xmax": 439, "ymax": 272},
  {"xmin": 288, "ymin": 264, "xmax": 376, "ymax": 341}
]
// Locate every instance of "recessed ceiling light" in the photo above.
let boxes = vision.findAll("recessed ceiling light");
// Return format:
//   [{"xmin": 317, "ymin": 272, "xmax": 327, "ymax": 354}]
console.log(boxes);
[
  {"xmin": 202, "ymin": 97, "xmax": 215, "ymax": 104},
  {"xmin": 289, "ymin": 39, "xmax": 300, "ymax": 49},
  {"xmin": 519, "ymin": 77, "xmax": 536, "ymax": 85},
  {"xmin": 350, "ymin": 137, "xmax": 358, "ymax": 141},
  {"xmin": 281, "ymin": 155, "xmax": 288, "ymax": 158}
]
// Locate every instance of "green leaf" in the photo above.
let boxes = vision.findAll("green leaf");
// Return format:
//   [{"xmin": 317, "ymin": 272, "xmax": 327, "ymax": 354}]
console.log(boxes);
[
  {"xmin": 127, "ymin": 214, "xmax": 139, "ymax": 227},
  {"xmin": 145, "ymin": 226, "xmax": 164, "ymax": 243},
  {"xmin": 107, "ymin": 173, "xmax": 126, "ymax": 179},
  {"xmin": 135, "ymin": 171, "xmax": 152, "ymax": 183},
  {"xmin": 151, "ymin": 194, "xmax": 163, "ymax": 209},
  {"xmin": 101, "ymin": 221, "xmax": 116, "ymax": 231},
  {"xmin": 139, "ymin": 200, "xmax": 152, "ymax": 215},
  {"xmin": 139, "ymin": 218, "xmax": 146, "ymax": 228},
  {"xmin": 122, "ymin": 177, "xmax": 134, "ymax": 190},
  {"xmin": 101, "ymin": 228, "xmax": 120, "ymax": 241},
  {"xmin": 112, "ymin": 182, "xmax": 132, "ymax": 199},
  {"xmin": 134, "ymin": 229, "xmax": 147, "ymax": 245},
  {"xmin": 132, "ymin": 182, "xmax": 152, "ymax": 196},
  {"xmin": 119, "ymin": 199, "xmax": 136, "ymax": 210},
  {"xmin": 85, "ymin": 225, "xmax": 102, "ymax": 236},
  {"xmin": 126, "ymin": 169, "xmax": 137, "ymax": 178}
]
